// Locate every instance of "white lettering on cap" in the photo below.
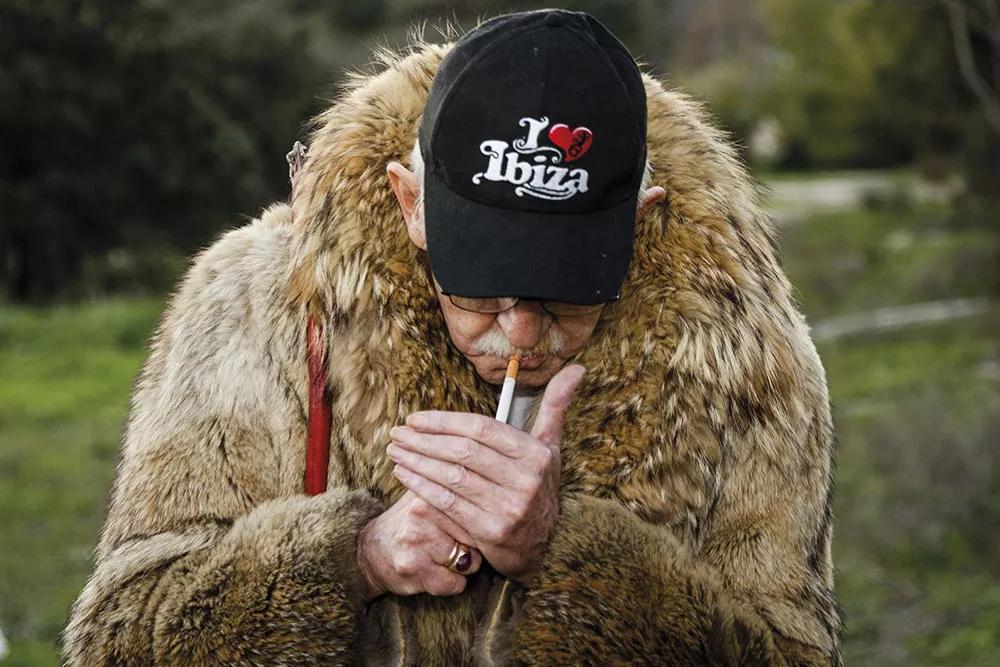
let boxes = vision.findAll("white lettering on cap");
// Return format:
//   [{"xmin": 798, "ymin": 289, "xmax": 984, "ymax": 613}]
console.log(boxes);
[{"xmin": 471, "ymin": 116, "xmax": 592, "ymax": 201}]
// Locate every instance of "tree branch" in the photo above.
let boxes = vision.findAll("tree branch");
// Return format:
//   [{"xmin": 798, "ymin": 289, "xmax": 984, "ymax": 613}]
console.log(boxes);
[
  {"xmin": 945, "ymin": 0, "xmax": 1000, "ymax": 135},
  {"xmin": 976, "ymin": 0, "xmax": 1000, "ymax": 46}
]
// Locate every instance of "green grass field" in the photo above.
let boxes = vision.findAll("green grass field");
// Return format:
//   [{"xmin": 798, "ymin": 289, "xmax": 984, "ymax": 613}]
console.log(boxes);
[
  {"xmin": 0, "ymin": 300, "xmax": 164, "ymax": 664},
  {"xmin": 782, "ymin": 206, "xmax": 1000, "ymax": 665},
  {"xmin": 1, "ymin": 191, "xmax": 997, "ymax": 665}
]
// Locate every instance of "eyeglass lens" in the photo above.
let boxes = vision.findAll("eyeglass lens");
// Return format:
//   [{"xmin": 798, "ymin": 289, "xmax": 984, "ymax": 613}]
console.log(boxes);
[{"xmin": 447, "ymin": 294, "xmax": 604, "ymax": 316}]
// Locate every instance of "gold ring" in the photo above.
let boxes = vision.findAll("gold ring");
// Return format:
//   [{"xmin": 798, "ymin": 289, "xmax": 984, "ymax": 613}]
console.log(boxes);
[{"xmin": 445, "ymin": 541, "xmax": 472, "ymax": 574}]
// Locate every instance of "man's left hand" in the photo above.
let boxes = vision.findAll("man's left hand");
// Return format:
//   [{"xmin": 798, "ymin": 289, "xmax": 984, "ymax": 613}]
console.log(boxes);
[{"xmin": 387, "ymin": 364, "xmax": 585, "ymax": 587}]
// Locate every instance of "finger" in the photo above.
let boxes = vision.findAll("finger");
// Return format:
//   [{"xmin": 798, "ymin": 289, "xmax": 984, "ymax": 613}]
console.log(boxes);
[
  {"xmin": 388, "ymin": 443, "xmax": 498, "ymax": 511},
  {"xmin": 420, "ymin": 567, "xmax": 468, "ymax": 597},
  {"xmin": 409, "ymin": 492, "xmax": 483, "ymax": 557},
  {"xmin": 393, "ymin": 464, "xmax": 499, "ymax": 543},
  {"xmin": 404, "ymin": 411, "xmax": 532, "ymax": 458},
  {"xmin": 389, "ymin": 427, "xmax": 530, "ymax": 488},
  {"xmin": 426, "ymin": 504, "xmax": 481, "ymax": 556},
  {"xmin": 530, "ymin": 364, "xmax": 586, "ymax": 449},
  {"xmin": 431, "ymin": 533, "xmax": 483, "ymax": 575}
]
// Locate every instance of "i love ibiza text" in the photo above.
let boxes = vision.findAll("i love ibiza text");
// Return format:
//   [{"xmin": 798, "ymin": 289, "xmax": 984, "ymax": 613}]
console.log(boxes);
[{"xmin": 471, "ymin": 116, "xmax": 594, "ymax": 201}]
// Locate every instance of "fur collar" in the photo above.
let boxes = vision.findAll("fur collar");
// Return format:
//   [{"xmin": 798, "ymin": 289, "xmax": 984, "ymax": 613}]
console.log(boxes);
[{"xmin": 285, "ymin": 38, "xmax": 819, "ymax": 544}]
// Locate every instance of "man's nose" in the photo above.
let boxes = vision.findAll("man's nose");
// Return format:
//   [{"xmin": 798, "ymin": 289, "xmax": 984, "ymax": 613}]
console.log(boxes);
[{"xmin": 496, "ymin": 301, "xmax": 549, "ymax": 350}]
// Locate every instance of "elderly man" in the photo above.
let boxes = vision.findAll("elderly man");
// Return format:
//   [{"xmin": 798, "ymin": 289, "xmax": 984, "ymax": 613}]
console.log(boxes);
[{"xmin": 64, "ymin": 9, "xmax": 842, "ymax": 666}]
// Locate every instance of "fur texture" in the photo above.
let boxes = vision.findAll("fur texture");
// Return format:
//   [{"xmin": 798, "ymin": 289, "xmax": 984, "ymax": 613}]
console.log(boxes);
[{"xmin": 63, "ymin": 36, "xmax": 842, "ymax": 666}]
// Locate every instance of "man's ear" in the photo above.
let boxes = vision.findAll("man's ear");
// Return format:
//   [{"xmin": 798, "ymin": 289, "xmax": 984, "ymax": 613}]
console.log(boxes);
[
  {"xmin": 637, "ymin": 186, "xmax": 666, "ymax": 219},
  {"xmin": 387, "ymin": 161, "xmax": 426, "ymax": 250}
]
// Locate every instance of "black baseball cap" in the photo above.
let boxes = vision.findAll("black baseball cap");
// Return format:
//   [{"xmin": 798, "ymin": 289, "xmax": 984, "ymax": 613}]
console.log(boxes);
[{"xmin": 418, "ymin": 9, "xmax": 647, "ymax": 305}]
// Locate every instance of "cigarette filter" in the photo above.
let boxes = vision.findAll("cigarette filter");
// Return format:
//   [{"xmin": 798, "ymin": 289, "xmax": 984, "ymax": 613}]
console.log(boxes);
[{"xmin": 494, "ymin": 354, "xmax": 520, "ymax": 424}]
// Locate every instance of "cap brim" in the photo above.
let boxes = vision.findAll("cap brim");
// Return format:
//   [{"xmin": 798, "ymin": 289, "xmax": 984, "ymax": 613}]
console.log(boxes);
[{"xmin": 424, "ymin": 170, "xmax": 636, "ymax": 305}]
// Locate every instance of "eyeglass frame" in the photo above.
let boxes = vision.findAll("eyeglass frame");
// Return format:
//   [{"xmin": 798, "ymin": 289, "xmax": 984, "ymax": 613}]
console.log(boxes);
[
  {"xmin": 437, "ymin": 288, "xmax": 620, "ymax": 317},
  {"xmin": 418, "ymin": 253, "xmax": 620, "ymax": 317}
]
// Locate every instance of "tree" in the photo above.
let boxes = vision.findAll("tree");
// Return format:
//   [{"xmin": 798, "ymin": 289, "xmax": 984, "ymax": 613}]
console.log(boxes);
[{"xmin": 0, "ymin": 0, "xmax": 361, "ymax": 302}]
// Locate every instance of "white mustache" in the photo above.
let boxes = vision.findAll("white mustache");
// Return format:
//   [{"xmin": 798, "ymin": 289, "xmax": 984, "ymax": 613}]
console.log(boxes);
[{"xmin": 472, "ymin": 327, "xmax": 566, "ymax": 358}]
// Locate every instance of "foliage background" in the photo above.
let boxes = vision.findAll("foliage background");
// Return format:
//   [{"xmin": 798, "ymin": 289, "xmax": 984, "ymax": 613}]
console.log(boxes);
[{"xmin": 1, "ymin": 0, "xmax": 998, "ymax": 664}]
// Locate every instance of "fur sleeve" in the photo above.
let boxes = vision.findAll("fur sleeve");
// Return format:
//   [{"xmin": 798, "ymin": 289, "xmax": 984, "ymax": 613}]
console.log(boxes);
[
  {"xmin": 62, "ymin": 212, "xmax": 384, "ymax": 665},
  {"xmin": 511, "ymin": 416, "xmax": 842, "ymax": 666},
  {"xmin": 63, "ymin": 489, "xmax": 383, "ymax": 666}
]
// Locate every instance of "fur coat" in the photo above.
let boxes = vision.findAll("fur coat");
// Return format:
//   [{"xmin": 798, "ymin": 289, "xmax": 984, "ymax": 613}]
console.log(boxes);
[{"xmin": 63, "ymin": 39, "xmax": 842, "ymax": 666}]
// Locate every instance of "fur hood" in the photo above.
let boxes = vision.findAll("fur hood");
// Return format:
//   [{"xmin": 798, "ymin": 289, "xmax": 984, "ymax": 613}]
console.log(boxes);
[{"xmin": 287, "ymin": 40, "xmax": 825, "ymax": 540}]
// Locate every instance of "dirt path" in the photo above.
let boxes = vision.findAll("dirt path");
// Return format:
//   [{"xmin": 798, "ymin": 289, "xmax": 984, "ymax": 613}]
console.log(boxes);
[{"xmin": 811, "ymin": 298, "xmax": 992, "ymax": 342}]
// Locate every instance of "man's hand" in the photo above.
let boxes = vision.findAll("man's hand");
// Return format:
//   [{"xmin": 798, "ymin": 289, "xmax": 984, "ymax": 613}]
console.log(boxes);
[
  {"xmin": 387, "ymin": 364, "xmax": 586, "ymax": 586},
  {"xmin": 357, "ymin": 490, "xmax": 483, "ymax": 601}
]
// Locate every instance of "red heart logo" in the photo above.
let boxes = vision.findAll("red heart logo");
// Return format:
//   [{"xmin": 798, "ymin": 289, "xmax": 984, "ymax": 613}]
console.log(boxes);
[{"xmin": 547, "ymin": 124, "xmax": 593, "ymax": 162}]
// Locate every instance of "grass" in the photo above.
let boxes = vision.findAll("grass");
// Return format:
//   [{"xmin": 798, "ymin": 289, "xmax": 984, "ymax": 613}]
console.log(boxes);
[
  {"xmin": 1, "ymin": 191, "xmax": 998, "ymax": 665},
  {"xmin": 780, "ymin": 200, "xmax": 1000, "ymax": 665},
  {"xmin": 818, "ymin": 316, "xmax": 998, "ymax": 404},
  {"xmin": 0, "ymin": 299, "xmax": 164, "ymax": 665},
  {"xmin": 780, "ymin": 204, "xmax": 997, "ymax": 320}
]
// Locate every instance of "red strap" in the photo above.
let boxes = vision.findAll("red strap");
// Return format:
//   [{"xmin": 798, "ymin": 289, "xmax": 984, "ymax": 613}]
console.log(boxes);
[{"xmin": 305, "ymin": 315, "xmax": 332, "ymax": 495}]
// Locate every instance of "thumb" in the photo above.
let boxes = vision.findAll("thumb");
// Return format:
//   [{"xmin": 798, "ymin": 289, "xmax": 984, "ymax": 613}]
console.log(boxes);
[{"xmin": 530, "ymin": 364, "xmax": 586, "ymax": 449}]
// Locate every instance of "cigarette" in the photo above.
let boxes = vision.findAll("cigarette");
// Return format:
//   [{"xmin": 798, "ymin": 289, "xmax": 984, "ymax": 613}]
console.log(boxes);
[{"xmin": 494, "ymin": 353, "xmax": 520, "ymax": 424}]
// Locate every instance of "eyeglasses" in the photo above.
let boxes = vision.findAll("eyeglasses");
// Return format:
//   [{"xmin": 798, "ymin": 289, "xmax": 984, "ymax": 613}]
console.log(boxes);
[
  {"xmin": 421, "ymin": 258, "xmax": 617, "ymax": 317},
  {"xmin": 442, "ymin": 293, "xmax": 616, "ymax": 317}
]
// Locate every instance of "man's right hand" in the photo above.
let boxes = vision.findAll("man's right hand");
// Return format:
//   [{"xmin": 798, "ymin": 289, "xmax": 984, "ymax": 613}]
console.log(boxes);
[{"xmin": 356, "ymin": 490, "xmax": 483, "ymax": 601}]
